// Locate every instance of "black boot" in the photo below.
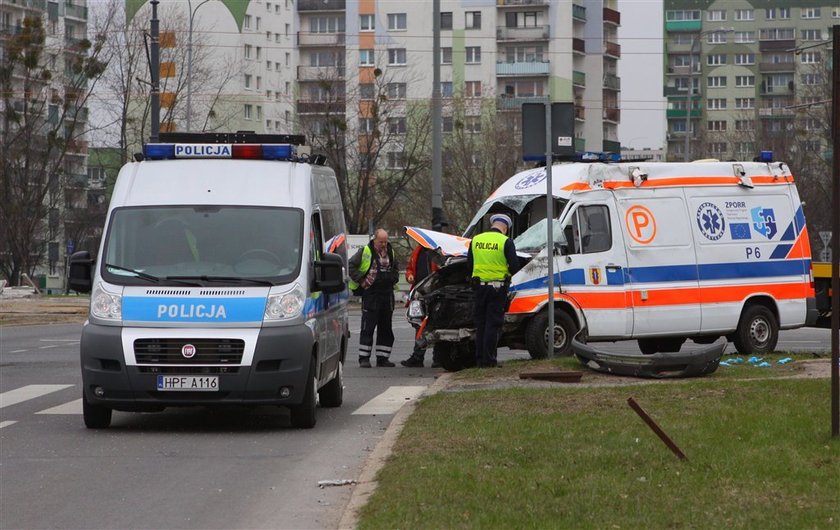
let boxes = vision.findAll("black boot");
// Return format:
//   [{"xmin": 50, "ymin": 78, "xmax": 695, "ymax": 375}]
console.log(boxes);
[
  {"xmin": 400, "ymin": 356, "xmax": 424, "ymax": 368},
  {"xmin": 359, "ymin": 356, "xmax": 371, "ymax": 368},
  {"xmin": 376, "ymin": 356, "xmax": 395, "ymax": 367}
]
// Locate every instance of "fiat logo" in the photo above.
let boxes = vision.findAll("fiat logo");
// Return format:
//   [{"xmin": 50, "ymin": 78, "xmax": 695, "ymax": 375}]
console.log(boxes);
[{"xmin": 181, "ymin": 344, "xmax": 197, "ymax": 359}]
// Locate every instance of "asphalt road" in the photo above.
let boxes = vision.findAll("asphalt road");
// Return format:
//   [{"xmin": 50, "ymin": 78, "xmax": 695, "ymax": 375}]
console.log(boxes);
[{"xmin": 0, "ymin": 315, "xmax": 832, "ymax": 529}]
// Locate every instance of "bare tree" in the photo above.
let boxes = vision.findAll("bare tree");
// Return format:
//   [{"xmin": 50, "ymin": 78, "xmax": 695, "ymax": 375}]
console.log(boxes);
[{"xmin": 1, "ymin": 13, "xmax": 111, "ymax": 284}]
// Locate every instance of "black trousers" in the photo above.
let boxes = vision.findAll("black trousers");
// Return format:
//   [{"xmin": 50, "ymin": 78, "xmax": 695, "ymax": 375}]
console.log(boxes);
[
  {"xmin": 473, "ymin": 284, "xmax": 507, "ymax": 366},
  {"xmin": 359, "ymin": 291, "xmax": 395, "ymax": 359}
]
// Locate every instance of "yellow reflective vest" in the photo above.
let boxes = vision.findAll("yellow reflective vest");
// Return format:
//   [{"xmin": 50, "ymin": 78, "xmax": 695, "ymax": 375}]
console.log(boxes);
[{"xmin": 470, "ymin": 231, "xmax": 510, "ymax": 281}]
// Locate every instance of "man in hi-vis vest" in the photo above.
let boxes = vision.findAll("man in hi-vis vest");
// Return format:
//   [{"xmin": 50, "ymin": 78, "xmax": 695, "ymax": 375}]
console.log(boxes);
[{"xmin": 467, "ymin": 213, "xmax": 520, "ymax": 368}]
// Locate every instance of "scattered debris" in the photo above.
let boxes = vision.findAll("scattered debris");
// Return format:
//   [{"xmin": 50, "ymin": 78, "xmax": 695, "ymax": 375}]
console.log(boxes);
[
  {"xmin": 317, "ymin": 479, "xmax": 357, "ymax": 489},
  {"xmin": 572, "ymin": 338, "xmax": 725, "ymax": 378},
  {"xmin": 519, "ymin": 369, "xmax": 583, "ymax": 383}
]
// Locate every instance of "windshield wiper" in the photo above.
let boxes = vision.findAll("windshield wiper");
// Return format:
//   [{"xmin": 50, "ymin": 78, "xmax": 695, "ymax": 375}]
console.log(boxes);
[
  {"xmin": 104, "ymin": 263, "xmax": 161, "ymax": 283},
  {"xmin": 166, "ymin": 275, "xmax": 274, "ymax": 286}
]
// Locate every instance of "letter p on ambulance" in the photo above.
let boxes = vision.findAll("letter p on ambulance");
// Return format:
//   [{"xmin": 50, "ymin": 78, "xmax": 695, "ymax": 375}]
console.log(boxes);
[{"xmin": 625, "ymin": 205, "xmax": 656, "ymax": 245}]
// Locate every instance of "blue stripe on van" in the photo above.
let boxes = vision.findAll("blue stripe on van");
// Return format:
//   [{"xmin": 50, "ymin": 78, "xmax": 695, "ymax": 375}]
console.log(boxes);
[
  {"xmin": 511, "ymin": 259, "xmax": 810, "ymax": 291},
  {"xmin": 123, "ymin": 297, "xmax": 266, "ymax": 323}
]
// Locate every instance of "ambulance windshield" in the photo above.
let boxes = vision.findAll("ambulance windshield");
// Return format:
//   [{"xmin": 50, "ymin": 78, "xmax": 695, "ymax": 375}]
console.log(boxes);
[
  {"xmin": 101, "ymin": 205, "xmax": 303, "ymax": 286},
  {"xmin": 513, "ymin": 218, "xmax": 567, "ymax": 254}
]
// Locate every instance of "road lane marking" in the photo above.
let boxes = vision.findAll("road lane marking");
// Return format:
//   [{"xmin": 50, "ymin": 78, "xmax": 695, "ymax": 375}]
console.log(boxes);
[
  {"xmin": 36, "ymin": 399, "xmax": 82, "ymax": 415},
  {"xmin": 39, "ymin": 345, "xmax": 61, "ymax": 349},
  {"xmin": 0, "ymin": 421, "xmax": 18, "ymax": 429},
  {"xmin": 0, "ymin": 385, "xmax": 74, "ymax": 409},
  {"xmin": 39, "ymin": 339, "xmax": 80, "ymax": 342},
  {"xmin": 352, "ymin": 386, "xmax": 427, "ymax": 415},
  {"xmin": 8, "ymin": 349, "xmax": 28, "ymax": 353}
]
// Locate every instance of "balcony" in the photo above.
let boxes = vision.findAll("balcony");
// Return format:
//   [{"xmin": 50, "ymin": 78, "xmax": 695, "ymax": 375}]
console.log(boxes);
[
  {"xmin": 296, "ymin": 100, "xmax": 346, "ymax": 114},
  {"xmin": 64, "ymin": 3, "xmax": 88, "ymax": 20},
  {"xmin": 603, "ymin": 7, "xmax": 620, "ymax": 26},
  {"xmin": 572, "ymin": 4, "xmax": 586, "ymax": 21},
  {"xmin": 67, "ymin": 106, "xmax": 88, "ymax": 122},
  {"xmin": 65, "ymin": 138, "xmax": 88, "ymax": 154},
  {"xmin": 64, "ymin": 35, "xmax": 88, "ymax": 53},
  {"xmin": 8, "ymin": 0, "xmax": 46, "ymax": 10},
  {"xmin": 298, "ymin": 0, "xmax": 345, "ymax": 11},
  {"xmin": 665, "ymin": 19, "xmax": 701, "ymax": 32},
  {"xmin": 758, "ymin": 107, "xmax": 794, "ymax": 118},
  {"xmin": 758, "ymin": 61, "xmax": 795, "ymax": 73},
  {"xmin": 572, "ymin": 38, "xmax": 585, "ymax": 54},
  {"xmin": 760, "ymin": 81, "xmax": 794, "ymax": 96},
  {"xmin": 603, "ymin": 107, "xmax": 620, "ymax": 123},
  {"xmin": 759, "ymin": 39, "xmax": 795, "ymax": 52},
  {"xmin": 66, "ymin": 173, "xmax": 89, "ymax": 188},
  {"xmin": 496, "ymin": 25, "xmax": 549, "ymax": 41},
  {"xmin": 496, "ymin": 95, "xmax": 548, "ymax": 110},
  {"xmin": 496, "ymin": 61, "xmax": 549, "ymax": 76},
  {"xmin": 574, "ymin": 105, "xmax": 585, "ymax": 121},
  {"xmin": 573, "ymin": 70, "xmax": 585, "ymax": 87},
  {"xmin": 496, "ymin": 0, "xmax": 549, "ymax": 6},
  {"xmin": 604, "ymin": 40, "xmax": 621, "ymax": 58},
  {"xmin": 297, "ymin": 65, "xmax": 345, "ymax": 81},
  {"xmin": 297, "ymin": 31, "xmax": 345, "ymax": 47},
  {"xmin": 666, "ymin": 108, "xmax": 701, "ymax": 118},
  {"xmin": 603, "ymin": 73, "xmax": 620, "ymax": 90}
]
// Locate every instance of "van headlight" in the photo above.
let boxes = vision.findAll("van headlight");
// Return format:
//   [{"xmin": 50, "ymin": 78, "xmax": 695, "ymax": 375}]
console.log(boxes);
[
  {"xmin": 91, "ymin": 284, "xmax": 122, "ymax": 321},
  {"xmin": 265, "ymin": 283, "xmax": 305, "ymax": 320},
  {"xmin": 408, "ymin": 300, "xmax": 425, "ymax": 318}
]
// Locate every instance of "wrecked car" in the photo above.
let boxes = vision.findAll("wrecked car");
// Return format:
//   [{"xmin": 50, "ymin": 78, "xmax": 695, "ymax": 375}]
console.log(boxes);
[{"xmin": 406, "ymin": 159, "xmax": 816, "ymax": 374}]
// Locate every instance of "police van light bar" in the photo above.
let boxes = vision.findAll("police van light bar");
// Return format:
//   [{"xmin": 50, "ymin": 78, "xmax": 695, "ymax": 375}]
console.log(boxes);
[{"xmin": 142, "ymin": 143, "xmax": 296, "ymax": 161}]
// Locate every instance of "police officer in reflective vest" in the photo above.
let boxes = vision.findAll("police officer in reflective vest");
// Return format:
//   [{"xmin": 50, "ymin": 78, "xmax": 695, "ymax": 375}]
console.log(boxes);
[{"xmin": 468, "ymin": 213, "xmax": 520, "ymax": 368}]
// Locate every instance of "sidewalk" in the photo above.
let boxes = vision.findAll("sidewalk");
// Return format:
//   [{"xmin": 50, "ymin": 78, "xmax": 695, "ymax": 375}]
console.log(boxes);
[{"xmin": 0, "ymin": 288, "xmax": 89, "ymax": 326}]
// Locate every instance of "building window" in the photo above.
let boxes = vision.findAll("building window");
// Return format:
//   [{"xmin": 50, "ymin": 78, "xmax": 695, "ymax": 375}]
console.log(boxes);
[
  {"xmin": 388, "ymin": 48, "xmax": 407, "ymax": 65},
  {"xmin": 709, "ymin": 142, "xmax": 727, "ymax": 155},
  {"xmin": 801, "ymin": 51, "xmax": 821, "ymax": 64},
  {"xmin": 244, "ymin": 74, "xmax": 252, "ymax": 89},
  {"xmin": 441, "ymin": 47, "xmax": 452, "ymax": 64},
  {"xmin": 440, "ymin": 12, "xmax": 452, "ymax": 30},
  {"xmin": 665, "ymin": 10, "xmax": 700, "ymax": 21},
  {"xmin": 256, "ymin": 76, "xmax": 262, "ymax": 90},
  {"xmin": 734, "ymin": 9, "xmax": 753, "ymax": 21},
  {"xmin": 706, "ymin": 10, "xmax": 726, "ymax": 21},
  {"xmin": 442, "ymin": 116, "xmax": 453, "ymax": 133},
  {"xmin": 735, "ymin": 75, "xmax": 754, "ymax": 87},
  {"xmin": 359, "ymin": 117, "xmax": 375, "ymax": 134},
  {"xmin": 801, "ymin": 7, "xmax": 821, "ymax": 19},
  {"xmin": 465, "ymin": 81, "xmax": 481, "ymax": 98},
  {"xmin": 465, "ymin": 11, "xmax": 481, "ymax": 29},
  {"xmin": 387, "ymin": 83, "xmax": 407, "ymax": 99},
  {"xmin": 360, "ymin": 14, "xmax": 374, "ymax": 31},
  {"xmin": 387, "ymin": 151, "xmax": 406, "ymax": 169},
  {"xmin": 244, "ymin": 104, "xmax": 253, "ymax": 119},
  {"xmin": 707, "ymin": 31, "xmax": 728, "ymax": 44},
  {"xmin": 465, "ymin": 116, "xmax": 481, "ymax": 133},
  {"xmin": 285, "ymin": 53, "xmax": 290, "ymax": 66},
  {"xmin": 440, "ymin": 82, "xmax": 453, "ymax": 97},
  {"xmin": 244, "ymin": 15, "xmax": 251, "ymax": 29},
  {"xmin": 256, "ymin": 17, "xmax": 261, "ymax": 30},
  {"xmin": 256, "ymin": 47, "xmax": 261, "ymax": 60},
  {"xmin": 256, "ymin": 106, "xmax": 262, "ymax": 120},
  {"xmin": 735, "ymin": 53, "xmax": 755, "ymax": 65},
  {"xmin": 707, "ymin": 120, "xmax": 726, "ymax": 132},
  {"xmin": 387, "ymin": 117, "xmax": 406, "ymax": 134},
  {"xmin": 465, "ymin": 46, "xmax": 481, "ymax": 64},
  {"xmin": 244, "ymin": 44, "xmax": 252, "ymax": 59},
  {"xmin": 801, "ymin": 73, "xmax": 821, "ymax": 85},
  {"xmin": 735, "ymin": 120, "xmax": 754, "ymax": 131},
  {"xmin": 735, "ymin": 97, "xmax": 754, "ymax": 109},
  {"xmin": 360, "ymin": 49, "xmax": 374, "ymax": 66},
  {"xmin": 266, "ymin": 60, "xmax": 272, "ymax": 70},
  {"xmin": 360, "ymin": 84, "xmax": 374, "ymax": 100},
  {"xmin": 707, "ymin": 98, "xmax": 727, "ymax": 110},
  {"xmin": 800, "ymin": 29, "xmax": 822, "ymax": 41},
  {"xmin": 707, "ymin": 54, "xmax": 726, "ymax": 66},
  {"xmin": 388, "ymin": 13, "xmax": 407, "ymax": 30},
  {"xmin": 734, "ymin": 31, "xmax": 755, "ymax": 43},
  {"xmin": 707, "ymin": 76, "xmax": 726, "ymax": 88}
]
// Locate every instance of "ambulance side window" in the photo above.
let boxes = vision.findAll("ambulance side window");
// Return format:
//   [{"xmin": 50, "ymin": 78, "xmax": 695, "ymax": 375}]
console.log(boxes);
[{"xmin": 572, "ymin": 205, "xmax": 612, "ymax": 254}]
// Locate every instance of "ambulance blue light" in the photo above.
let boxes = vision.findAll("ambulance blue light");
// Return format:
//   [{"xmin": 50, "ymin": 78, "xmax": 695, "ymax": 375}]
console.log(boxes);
[
  {"xmin": 261, "ymin": 144, "xmax": 294, "ymax": 160},
  {"xmin": 143, "ymin": 144, "xmax": 175, "ymax": 159},
  {"xmin": 758, "ymin": 151, "xmax": 773, "ymax": 162}
]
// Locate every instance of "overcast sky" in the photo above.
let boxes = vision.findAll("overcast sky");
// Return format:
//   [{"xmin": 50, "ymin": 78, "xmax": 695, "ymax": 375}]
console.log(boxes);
[{"xmin": 617, "ymin": 0, "xmax": 666, "ymax": 150}]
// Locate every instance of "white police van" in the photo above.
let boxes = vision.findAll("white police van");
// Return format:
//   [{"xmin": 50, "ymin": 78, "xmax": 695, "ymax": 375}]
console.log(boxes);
[{"xmin": 68, "ymin": 132, "xmax": 349, "ymax": 429}]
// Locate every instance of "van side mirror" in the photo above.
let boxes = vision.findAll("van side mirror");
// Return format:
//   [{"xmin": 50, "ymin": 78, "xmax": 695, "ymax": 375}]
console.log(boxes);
[
  {"xmin": 68, "ymin": 251, "xmax": 95, "ymax": 293},
  {"xmin": 314, "ymin": 252, "xmax": 346, "ymax": 294}
]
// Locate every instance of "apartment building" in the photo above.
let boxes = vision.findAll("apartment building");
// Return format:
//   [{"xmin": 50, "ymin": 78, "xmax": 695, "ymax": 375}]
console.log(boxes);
[
  {"xmin": 1, "ymin": 0, "xmax": 92, "ymax": 281},
  {"xmin": 663, "ymin": 0, "xmax": 838, "ymax": 161},
  {"xmin": 296, "ymin": 0, "xmax": 622, "ymax": 154}
]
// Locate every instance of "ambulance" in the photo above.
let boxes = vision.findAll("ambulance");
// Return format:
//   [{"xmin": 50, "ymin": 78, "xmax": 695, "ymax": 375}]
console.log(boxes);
[
  {"xmin": 406, "ymin": 157, "xmax": 818, "ymax": 370},
  {"xmin": 68, "ymin": 132, "xmax": 349, "ymax": 429}
]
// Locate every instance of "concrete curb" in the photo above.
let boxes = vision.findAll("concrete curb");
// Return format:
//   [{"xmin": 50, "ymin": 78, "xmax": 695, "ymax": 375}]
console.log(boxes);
[{"xmin": 337, "ymin": 372, "xmax": 453, "ymax": 530}]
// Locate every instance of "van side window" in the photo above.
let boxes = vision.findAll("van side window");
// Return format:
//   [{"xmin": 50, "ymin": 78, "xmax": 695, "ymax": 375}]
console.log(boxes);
[
  {"xmin": 572, "ymin": 205, "xmax": 612, "ymax": 254},
  {"xmin": 310, "ymin": 213, "xmax": 324, "ymax": 263}
]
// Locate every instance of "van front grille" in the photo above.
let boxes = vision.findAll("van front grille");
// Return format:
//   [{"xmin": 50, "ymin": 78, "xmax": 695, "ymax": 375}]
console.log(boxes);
[{"xmin": 134, "ymin": 338, "xmax": 245, "ymax": 364}]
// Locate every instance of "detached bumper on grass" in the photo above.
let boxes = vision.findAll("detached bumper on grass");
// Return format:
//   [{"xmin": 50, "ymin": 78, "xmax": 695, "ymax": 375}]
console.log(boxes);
[{"xmin": 572, "ymin": 338, "xmax": 726, "ymax": 378}]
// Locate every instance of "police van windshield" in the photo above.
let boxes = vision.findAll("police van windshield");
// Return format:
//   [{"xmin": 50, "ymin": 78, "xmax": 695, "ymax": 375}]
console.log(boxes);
[{"xmin": 101, "ymin": 206, "xmax": 303, "ymax": 286}]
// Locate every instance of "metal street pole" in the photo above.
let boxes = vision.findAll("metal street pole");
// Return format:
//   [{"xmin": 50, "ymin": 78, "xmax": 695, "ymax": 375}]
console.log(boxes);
[
  {"xmin": 431, "ymin": 0, "xmax": 443, "ymax": 230},
  {"xmin": 830, "ymin": 24, "xmax": 839, "ymax": 437},
  {"xmin": 186, "ymin": 0, "xmax": 211, "ymax": 133},
  {"xmin": 150, "ymin": 0, "xmax": 160, "ymax": 142},
  {"xmin": 545, "ymin": 104, "xmax": 555, "ymax": 354}
]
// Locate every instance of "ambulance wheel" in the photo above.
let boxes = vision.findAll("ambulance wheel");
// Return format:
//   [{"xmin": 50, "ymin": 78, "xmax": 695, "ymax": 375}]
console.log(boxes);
[
  {"xmin": 290, "ymin": 357, "xmax": 317, "ymax": 429},
  {"xmin": 734, "ymin": 305, "xmax": 778, "ymax": 355},
  {"xmin": 318, "ymin": 359, "xmax": 343, "ymax": 408},
  {"xmin": 434, "ymin": 342, "xmax": 475, "ymax": 372},
  {"xmin": 526, "ymin": 310, "xmax": 576, "ymax": 358},
  {"xmin": 83, "ymin": 392, "xmax": 112, "ymax": 429}
]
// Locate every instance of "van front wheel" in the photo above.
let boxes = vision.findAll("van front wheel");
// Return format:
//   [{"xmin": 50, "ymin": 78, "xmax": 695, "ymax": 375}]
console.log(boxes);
[
  {"xmin": 733, "ymin": 305, "xmax": 778, "ymax": 355},
  {"xmin": 83, "ymin": 392, "xmax": 112, "ymax": 429},
  {"xmin": 526, "ymin": 310, "xmax": 577, "ymax": 359},
  {"xmin": 290, "ymin": 358, "xmax": 317, "ymax": 428}
]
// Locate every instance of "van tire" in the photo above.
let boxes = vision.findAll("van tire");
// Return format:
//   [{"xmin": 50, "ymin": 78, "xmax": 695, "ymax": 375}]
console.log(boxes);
[
  {"xmin": 83, "ymin": 392, "xmax": 112, "ymax": 429},
  {"xmin": 318, "ymin": 360, "xmax": 343, "ymax": 408},
  {"xmin": 434, "ymin": 341, "xmax": 476, "ymax": 372},
  {"xmin": 526, "ymin": 310, "xmax": 577, "ymax": 359},
  {"xmin": 290, "ymin": 358, "xmax": 317, "ymax": 429},
  {"xmin": 734, "ymin": 305, "xmax": 778, "ymax": 355}
]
